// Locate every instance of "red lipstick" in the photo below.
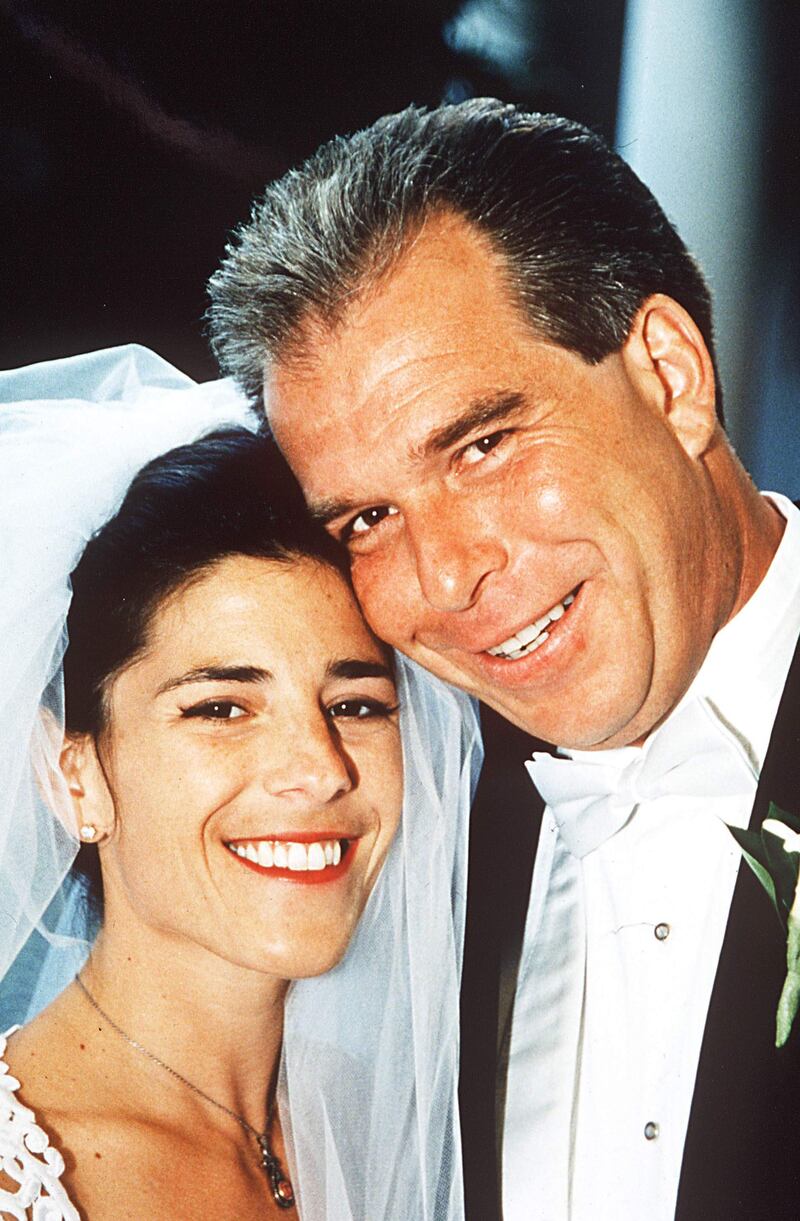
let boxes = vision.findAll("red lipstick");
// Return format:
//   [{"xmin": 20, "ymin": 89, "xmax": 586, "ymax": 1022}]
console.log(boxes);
[{"xmin": 224, "ymin": 836, "xmax": 357, "ymax": 885}]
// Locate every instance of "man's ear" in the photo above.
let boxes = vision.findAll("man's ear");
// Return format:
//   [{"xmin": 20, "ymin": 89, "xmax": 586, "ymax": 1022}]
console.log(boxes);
[
  {"xmin": 621, "ymin": 293, "xmax": 718, "ymax": 459},
  {"xmin": 59, "ymin": 733, "xmax": 116, "ymax": 843}
]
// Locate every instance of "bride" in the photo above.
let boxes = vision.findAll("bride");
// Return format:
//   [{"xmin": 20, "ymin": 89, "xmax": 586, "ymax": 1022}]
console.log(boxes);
[{"xmin": 0, "ymin": 346, "xmax": 480, "ymax": 1220}]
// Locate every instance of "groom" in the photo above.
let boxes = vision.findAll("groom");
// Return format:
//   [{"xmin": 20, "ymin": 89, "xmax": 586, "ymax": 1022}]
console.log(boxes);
[{"xmin": 208, "ymin": 100, "xmax": 800, "ymax": 1219}]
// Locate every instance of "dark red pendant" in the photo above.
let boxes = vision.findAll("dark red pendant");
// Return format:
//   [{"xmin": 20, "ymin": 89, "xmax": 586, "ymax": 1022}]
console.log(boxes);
[{"xmin": 258, "ymin": 1133, "xmax": 296, "ymax": 1210}]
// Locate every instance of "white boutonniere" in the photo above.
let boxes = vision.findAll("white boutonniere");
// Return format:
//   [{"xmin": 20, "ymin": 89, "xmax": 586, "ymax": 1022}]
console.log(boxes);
[{"xmin": 729, "ymin": 802, "xmax": 800, "ymax": 1047}]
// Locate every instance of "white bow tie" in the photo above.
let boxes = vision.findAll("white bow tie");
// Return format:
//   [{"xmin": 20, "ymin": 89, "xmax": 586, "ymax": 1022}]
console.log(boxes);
[{"xmin": 526, "ymin": 698, "xmax": 758, "ymax": 858}]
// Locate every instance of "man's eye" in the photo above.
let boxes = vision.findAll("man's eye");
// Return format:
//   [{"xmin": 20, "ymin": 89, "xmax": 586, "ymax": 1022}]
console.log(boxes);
[
  {"xmin": 183, "ymin": 701, "xmax": 248, "ymax": 721},
  {"xmin": 462, "ymin": 430, "xmax": 509, "ymax": 464},
  {"xmin": 328, "ymin": 699, "xmax": 398, "ymax": 720},
  {"xmin": 346, "ymin": 504, "xmax": 399, "ymax": 538}
]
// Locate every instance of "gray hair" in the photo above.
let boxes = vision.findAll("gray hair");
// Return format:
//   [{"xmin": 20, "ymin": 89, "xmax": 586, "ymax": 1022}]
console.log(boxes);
[{"xmin": 207, "ymin": 98, "xmax": 720, "ymax": 417}]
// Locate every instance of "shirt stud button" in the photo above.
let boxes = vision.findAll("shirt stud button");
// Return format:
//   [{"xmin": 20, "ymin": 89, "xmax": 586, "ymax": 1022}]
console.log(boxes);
[
  {"xmin": 654, "ymin": 922, "xmax": 671, "ymax": 941},
  {"xmin": 644, "ymin": 1121, "xmax": 660, "ymax": 1141}
]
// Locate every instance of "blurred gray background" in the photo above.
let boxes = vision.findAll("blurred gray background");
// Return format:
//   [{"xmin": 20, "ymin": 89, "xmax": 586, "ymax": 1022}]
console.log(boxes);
[{"xmin": 2, "ymin": 0, "xmax": 797, "ymax": 492}]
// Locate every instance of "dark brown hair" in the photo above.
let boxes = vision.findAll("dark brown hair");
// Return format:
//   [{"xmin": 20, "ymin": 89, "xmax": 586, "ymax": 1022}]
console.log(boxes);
[{"xmin": 65, "ymin": 426, "xmax": 348, "ymax": 916}]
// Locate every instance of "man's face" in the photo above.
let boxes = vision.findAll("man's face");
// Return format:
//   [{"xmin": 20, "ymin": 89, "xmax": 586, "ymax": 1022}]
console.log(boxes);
[{"xmin": 268, "ymin": 213, "xmax": 724, "ymax": 749}]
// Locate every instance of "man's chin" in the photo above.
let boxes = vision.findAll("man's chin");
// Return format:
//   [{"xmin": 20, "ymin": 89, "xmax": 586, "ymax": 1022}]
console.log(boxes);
[
  {"xmin": 463, "ymin": 684, "xmax": 650, "ymax": 751},
  {"xmin": 400, "ymin": 640, "xmax": 653, "ymax": 749}
]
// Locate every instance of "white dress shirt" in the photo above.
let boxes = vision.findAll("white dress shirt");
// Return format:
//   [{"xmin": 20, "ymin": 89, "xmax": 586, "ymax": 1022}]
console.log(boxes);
[{"xmin": 502, "ymin": 493, "xmax": 800, "ymax": 1221}]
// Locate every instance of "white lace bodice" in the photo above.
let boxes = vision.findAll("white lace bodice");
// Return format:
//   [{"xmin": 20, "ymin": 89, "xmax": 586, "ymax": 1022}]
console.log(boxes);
[{"xmin": 0, "ymin": 1029, "xmax": 79, "ymax": 1220}]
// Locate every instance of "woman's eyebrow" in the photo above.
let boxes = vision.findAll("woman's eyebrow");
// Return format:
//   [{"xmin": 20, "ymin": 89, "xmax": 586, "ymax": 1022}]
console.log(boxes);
[
  {"xmin": 326, "ymin": 658, "xmax": 394, "ymax": 682},
  {"xmin": 156, "ymin": 665, "xmax": 271, "ymax": 695}
]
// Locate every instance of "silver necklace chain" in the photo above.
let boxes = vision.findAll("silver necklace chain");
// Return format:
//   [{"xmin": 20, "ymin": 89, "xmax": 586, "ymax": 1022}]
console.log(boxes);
[{"xmin": 75, "ymin": 973, "xmax": 295, "ymax": 1209}]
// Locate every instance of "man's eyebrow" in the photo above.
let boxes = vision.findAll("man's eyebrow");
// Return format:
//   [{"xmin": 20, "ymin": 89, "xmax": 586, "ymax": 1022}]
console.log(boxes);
[
  {"xmin": 156, "ymin": 665, "xmax": 271, "ymax": 695},
  {"xmin": 326, "ymin": 658, "xmax": 394, "ymax": 682},
  {"xmin": 307, "ymin": 390, "xmax": 528, "ymax": 528},
  {"xmin": 421, "ymin": 390, "xmax": 527, "ymax": 457},
  {"xmin": 308, "ymin": 495, "xmax": 361, "ymax": 528}
]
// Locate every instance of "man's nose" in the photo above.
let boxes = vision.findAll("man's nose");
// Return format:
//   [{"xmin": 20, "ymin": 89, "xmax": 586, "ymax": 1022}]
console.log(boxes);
[
  {"xmin": 408, "ymin": 500, "xmax": 505, "ymax": 614},
  {"xmin": 263, "ymin": 715, "xmax": 354, "ymax": 804}
]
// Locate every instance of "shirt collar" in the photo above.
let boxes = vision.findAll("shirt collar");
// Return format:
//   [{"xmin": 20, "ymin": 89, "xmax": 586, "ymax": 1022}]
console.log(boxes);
[{"xmin": 683, "ymin": 492, "xmax": 800, "ymax": 772}]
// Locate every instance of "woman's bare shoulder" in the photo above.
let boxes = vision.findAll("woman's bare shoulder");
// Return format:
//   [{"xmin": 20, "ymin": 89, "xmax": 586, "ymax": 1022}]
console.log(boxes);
[
  {"xmin": 0, "ymin": 1023, "xmax": 81, "ymax": 1220},
  {"xmin": 4, "ymin": 985, "xmax": 89, "ymax": 1116}
]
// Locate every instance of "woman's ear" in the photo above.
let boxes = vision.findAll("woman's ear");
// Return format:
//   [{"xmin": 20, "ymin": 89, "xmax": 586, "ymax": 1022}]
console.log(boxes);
[
  {"xmin": 59, "ymin": 734, "xmax": 115, "ymax": 844},
  {"xmin": 621, "ymin": 293, "xmax": 719, "ymax": 459}
]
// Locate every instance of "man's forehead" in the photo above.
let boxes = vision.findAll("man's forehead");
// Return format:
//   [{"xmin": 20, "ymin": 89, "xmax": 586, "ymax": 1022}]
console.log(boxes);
[
  {"xmin": 264, "ymin": 209, "xmax": 565, "ymax": 508},
  {"xmin": 266, "ymin": 209, "xmax": 532, "ymax": 394}
]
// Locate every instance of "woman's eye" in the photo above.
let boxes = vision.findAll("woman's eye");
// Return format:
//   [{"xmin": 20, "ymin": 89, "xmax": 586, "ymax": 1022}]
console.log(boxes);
[
  {"xmin": 328, "ymin": 699, "xmax": 398, "ymax": 720},
  {"xmin": 345, "ymin": 504, "xmax": 399, "ymax": 538},
  {"xmin": 183, "ymin": 700, "xmax": 247, "ymax": 721}
]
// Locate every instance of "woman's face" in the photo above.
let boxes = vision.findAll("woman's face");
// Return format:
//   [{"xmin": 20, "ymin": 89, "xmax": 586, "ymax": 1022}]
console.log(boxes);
[{"xmin": 83, "ymin": 554, "xmax": 402, "ymax": 980}]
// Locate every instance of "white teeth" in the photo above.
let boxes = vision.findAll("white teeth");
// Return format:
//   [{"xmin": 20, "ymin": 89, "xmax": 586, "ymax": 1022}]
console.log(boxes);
[
  {"xmin": 226, "ymin": 838, "xmax": 346, "ymax": 872},
  {"xmin": 287, "ymin": 843, "xmax": 309, "ymax": 871},
  {"xmin": 516, "ymin": 622, "xmax": 541, "ymax": 646},
  {"xmin": 487, "ymin": 591, "xmax": 576, "ymax": 660},
  {"xmin": 307, "ymin": 843, "xmax": 326, "ymax": 871},
  {"xmin": 507, "ymin": 631, "xmax": 549, "ymax": 660}
]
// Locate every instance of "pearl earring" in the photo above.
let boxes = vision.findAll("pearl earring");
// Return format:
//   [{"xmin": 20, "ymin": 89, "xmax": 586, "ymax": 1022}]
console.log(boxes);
[{"xmin": 79, "ymin": 824, "xmax": 98, "ymax": 841}]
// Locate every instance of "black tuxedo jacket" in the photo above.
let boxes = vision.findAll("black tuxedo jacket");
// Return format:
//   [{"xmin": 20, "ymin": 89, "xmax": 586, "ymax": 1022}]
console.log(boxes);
[{"xmin": 460, "ymin": 630, "xmax": 800, "ymax": 1220}]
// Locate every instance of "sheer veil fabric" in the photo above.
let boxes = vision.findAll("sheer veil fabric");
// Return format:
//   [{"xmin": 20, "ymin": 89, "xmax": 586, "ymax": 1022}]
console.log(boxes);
[
  {"xmin": 281, "ymin": 657, "xmax": 479, "ymax": 1220},
  {"xmin": 0, "ymin": 345, "xmax": 259, "ymax": 1017},
  {"xmin": 0, "ymin": 345, "xmax": 479, "ymax": 1219}
]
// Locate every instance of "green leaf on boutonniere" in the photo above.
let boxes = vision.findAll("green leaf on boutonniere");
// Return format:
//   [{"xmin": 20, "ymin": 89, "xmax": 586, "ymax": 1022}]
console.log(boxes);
[
  {"xmin": 761, "ymin": 801, "xmax": 800, "ymax": 843},
  {"xmin": 728, "ymin": 825, "xmax": 779, "ymax": 913},
  {"xmin": 727, "ymin": 803, "xmax": 800, "ymax": 1047},
  {"xmin": 729, "ymin": 802, "xmax": 800, "ymax": 929}
]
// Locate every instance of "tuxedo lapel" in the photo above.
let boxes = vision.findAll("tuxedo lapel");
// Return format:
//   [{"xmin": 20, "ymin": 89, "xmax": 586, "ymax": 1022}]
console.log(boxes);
[
  {"xmin": 676, "ymin": 628, "xmax": 800, "ymax": 1220},
  {"xmin": 459, "ymin": 705, "xmax": 544, "ymax": 1221}
]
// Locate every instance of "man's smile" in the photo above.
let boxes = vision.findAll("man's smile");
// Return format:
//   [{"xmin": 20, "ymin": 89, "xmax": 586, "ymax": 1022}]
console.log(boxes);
[
  {"xmin": 485, "ymin": 588, "xmax": 578, "ymax": 660},
  {"xmin": 411, "ymin": 581, "xmax": 584, "ymax": 664}
]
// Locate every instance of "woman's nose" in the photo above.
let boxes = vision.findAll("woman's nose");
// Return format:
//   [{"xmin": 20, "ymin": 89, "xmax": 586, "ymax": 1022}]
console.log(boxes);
[{"xmin": 263, "ymin": 715, "xmax": 354, "ymax": 805}]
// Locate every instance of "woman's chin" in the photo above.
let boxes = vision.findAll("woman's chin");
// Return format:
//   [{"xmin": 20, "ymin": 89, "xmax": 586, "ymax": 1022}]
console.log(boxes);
[
  {"xmin": 254, "ymin": 942, "xmax": 353, "ymax": 982},
  {"xmin": 217, "ymin": 928, "xmax": 360, "ymax": 982}
]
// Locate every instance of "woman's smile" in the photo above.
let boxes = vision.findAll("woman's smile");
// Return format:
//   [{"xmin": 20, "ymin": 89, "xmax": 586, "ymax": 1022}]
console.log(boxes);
[{"xmin": 224, "ymin": 833, "xmax": 356, "ymax": 883}]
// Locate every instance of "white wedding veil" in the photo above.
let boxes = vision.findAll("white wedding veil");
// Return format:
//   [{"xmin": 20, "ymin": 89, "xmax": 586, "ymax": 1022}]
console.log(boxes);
[
  {"xmin": 0, "ymin": 345, "xmax": 257, "ymax": 1020},
  {"xmin": 281, "ymin": 655, "xmax": 478, "ymax": 1220},
  {"xmin": 0, "ymin": 345, "xmax": 479, "ymax": 1219}
]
